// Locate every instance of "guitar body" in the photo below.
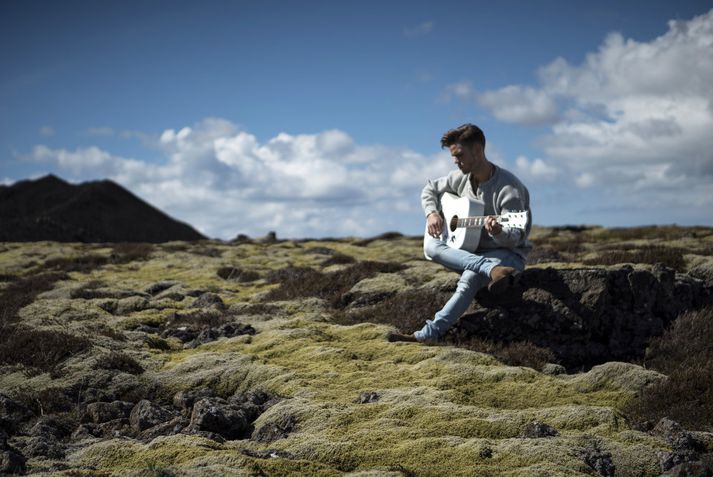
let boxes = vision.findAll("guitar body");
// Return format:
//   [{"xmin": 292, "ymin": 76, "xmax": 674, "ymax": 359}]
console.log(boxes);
[{"xmin": 423, "ymin": 193, "xmax": 484, "ymax": 260}]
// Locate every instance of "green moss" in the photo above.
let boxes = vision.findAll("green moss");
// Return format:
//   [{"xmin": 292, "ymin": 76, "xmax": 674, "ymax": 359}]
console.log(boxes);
[{"xmin": 2, "ymin": 236, "xmax": 697, "ymax": 476}]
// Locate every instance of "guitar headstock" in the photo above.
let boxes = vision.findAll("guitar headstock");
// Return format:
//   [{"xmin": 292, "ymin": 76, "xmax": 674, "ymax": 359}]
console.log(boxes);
[{"xmin": 499, "ymin": 211, "xmax": 529, "ymax": 229}]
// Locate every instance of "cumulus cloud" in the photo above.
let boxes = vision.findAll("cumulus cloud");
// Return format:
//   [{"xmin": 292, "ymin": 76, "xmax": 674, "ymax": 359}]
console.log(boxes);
[
  {"xmin": 514, "ymin": 155, "xmax": 559, "ymax": 182},
  {"xmin": 478, "ymin": 86, "xmax": 559, "ymax": 125},
  {"xmin": 23, "ymin": 118, "xmax": 452, "ymax": 239},
  {"xmin": 479, "ymin": 8, "xmax": 713, "ymax": 216}
]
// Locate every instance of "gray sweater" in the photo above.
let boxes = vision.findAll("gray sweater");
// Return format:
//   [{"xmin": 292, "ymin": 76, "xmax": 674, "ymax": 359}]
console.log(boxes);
[{"xmin": 421, "ymin": 164, "xmax": 533, "ymax": 259}]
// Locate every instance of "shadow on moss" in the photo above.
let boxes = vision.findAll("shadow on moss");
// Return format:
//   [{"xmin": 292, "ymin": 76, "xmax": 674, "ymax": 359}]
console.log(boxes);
[
  {"xmin": 262, "ymin": 261, "xmax": 407, "ymax": 307},
  {"xmin": 442, "ymin": 334, "xmax": 556, "ymax": 371},
  {"xmin": 333, "ymin": 288, "xmax": 447, "ymax": 333},
  {"xmin": 624, "ymin": 305, "xmax": 713, "ymax": 431}
]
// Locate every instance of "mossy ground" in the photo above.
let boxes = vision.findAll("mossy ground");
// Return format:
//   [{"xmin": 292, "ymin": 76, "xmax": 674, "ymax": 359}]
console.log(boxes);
[{"xmin": 1, "ymin": 227, "xmax": 712, "ymax": 476}]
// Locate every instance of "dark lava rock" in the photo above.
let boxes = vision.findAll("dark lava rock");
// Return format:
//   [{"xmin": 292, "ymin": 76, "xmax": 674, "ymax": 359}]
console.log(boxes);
[
  {"xmin": 217, "ymin": 267, "xmax": 260, "ymax": 282},
  {"xmin": 23, "ymin": 435, "xmax": 65, "ymax": 459},
  {"xmin": 654, "ymin": 418, "xmax": 706, "ymax": 472},
  {"xmin": 28, "ymin": 416, "xmax": 71, "ymax": 440},
  {"xmin": 457, "ymin": 266, "xmax": 711, "ymax": 370},
  {"xmin": 0, "ymin": 393, "xmax": 33, "ymax": 433},
  {"xmin": 188, "ymin": 397, "xmax": 252, "ymax": 440},
  {"xmin": 520, "ymin": 421, "xmax": 559, "ymax": 438},
  {"xmin": 0, "ymin": 174, "xmax": 206, "ymax": 242},
  {"xmin": 252, "ymin": 415, "xmax": 297, "ymax": 442},
  {"xmin": 86, "ymin": 401, "xmax": 135, "ymax": 424},
  {"xmin": 580, "ymin": 444, "xmax": 616, "ymax": 477},
  {"xmin": 71, "ymin": 423, "xmax": 100, "ymax": 441},
  {"xmin": 304, "ymin": 247, "xmax": 337, "ymax": 256},
  {"xmin": 188, "ymin": 392, "xmax": 274, "ymax": 441},
  {"xmin": 162, "ymin": 320, "xmax": 256, "ymax": 348},
  {"xmin": 145, "ymin": 281, "xmax": 179, "ymax": 296},
  {"xmin": 140, "ymin": 416, "xmax": 189, "ymax": 441},
  {"xmin": 356, "ymin": 391, "xmax": 381, "ymax": 404},
  {"xmin": 183, "ymin": 323, "xmax": 256, "ymax": 349},
  {"xmin": 191, "ymin": 292, "xmax": 226, "ymax": 310},
  {"xmin": 129, "ymin": 400, "xmax": 175, "ymax": 432},
  {"xmin": 661, "ymin": 459, "xmax": 713, "ymax": 477},
  {"xmin": 0, "ymin": 450, "xmax": 26, "ymax": 475},
  {"xmin": 173, "ymin": 389, "xmax": 216, "ymax": 416}
]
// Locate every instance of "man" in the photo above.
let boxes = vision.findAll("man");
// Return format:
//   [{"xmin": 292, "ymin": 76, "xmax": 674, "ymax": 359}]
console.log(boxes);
[{"xmin": 390, "ymin": 123, "xmax": 532, "ymax": 343}]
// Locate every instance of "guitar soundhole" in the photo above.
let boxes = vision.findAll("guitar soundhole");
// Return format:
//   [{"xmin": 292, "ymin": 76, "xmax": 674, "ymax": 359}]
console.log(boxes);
[{"xmin": 450, "ymin": 216, "xmax": 458, "ymax": 232}]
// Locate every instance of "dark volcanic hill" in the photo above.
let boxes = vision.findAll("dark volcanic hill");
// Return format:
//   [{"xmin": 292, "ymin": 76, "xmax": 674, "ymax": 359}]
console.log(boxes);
[{"xmin": 0, "ymin": 175, "xmax": 207, "ymax": 242}]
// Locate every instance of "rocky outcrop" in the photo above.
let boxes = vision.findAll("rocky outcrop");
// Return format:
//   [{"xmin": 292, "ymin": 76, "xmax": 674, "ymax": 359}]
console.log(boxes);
[{"xmin": 456, "ymin": 265, "xmax": 711, "ymax": 370}]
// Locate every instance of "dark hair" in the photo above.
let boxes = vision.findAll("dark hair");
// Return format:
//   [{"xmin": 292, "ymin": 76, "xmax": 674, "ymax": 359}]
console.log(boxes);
[{"xmin": 440, "ymin": 123, "xmax": 486, "ymax": 150}]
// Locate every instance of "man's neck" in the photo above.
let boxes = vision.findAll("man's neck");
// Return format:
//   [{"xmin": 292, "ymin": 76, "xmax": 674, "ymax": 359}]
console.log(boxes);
[{"xmin": 471, "ymin": 161, "xmax": 494, "ymax": 186}]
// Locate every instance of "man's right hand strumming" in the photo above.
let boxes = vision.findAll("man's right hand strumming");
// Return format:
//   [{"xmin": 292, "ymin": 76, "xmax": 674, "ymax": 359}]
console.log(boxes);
[{"xmin": 427, "ymin": 211, "xmax": 444, "ymax": 238}]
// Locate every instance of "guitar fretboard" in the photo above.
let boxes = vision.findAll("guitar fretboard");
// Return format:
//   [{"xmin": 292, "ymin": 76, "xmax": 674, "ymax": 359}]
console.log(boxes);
[{"xmin": 456, "ymin": 215, "xmax": 503, "ymax": 229}]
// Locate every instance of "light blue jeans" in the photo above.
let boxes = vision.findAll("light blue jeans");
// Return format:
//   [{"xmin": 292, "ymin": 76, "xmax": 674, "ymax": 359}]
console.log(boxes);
[{"xmin": 414, "ymin": 237, "xmax": 525, "ymax": 342}]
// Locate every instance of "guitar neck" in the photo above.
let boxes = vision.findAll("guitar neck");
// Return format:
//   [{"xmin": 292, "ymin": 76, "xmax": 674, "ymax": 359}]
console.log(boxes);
[{"xmin": 456, "ymin": 215, "xmax": 502, "ymax": 229}]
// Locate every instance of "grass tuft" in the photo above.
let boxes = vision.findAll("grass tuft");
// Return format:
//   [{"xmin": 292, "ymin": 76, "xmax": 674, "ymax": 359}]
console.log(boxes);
[
  {"xmin": 623, "ymin": 305, "xmax": 713, "ymax": 431},
  {"xmin": 583, "ymin": 245, "xmax": 686, "ymax": 271},
  {"xmin": 94, "ymin": 351, "xmax": 145, "ymax": 375},
  {"xmin": 0, "ymin": 327, "xmax": 91, "ymax": 372}
]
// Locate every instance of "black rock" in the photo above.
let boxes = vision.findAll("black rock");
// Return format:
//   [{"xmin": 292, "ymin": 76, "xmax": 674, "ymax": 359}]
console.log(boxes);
[
  {"xmin": 191, "ymin": 292, "xmax": 226, "ymax": 310},
  {"xmin": 23, "ymin": 435, "xmax": 65, "ymax": 459},
  {"xmin": 0, "ymin": 394, "xmax": 33, "ymax": 433},
  {"xmin": 581, "ymin": 444, "xmax": 616, "ymax": 477},
  {"xmin": 188, "ymin": 397, "xmax": 251, "ymax": 440},
  {"xmin": 356, "ymin": 391, "xmax": 381, "ymax": 404},
  {"xmin": 458, "ymin": 267, "xmax": 711, "ymax": 371},
  {"xmin": 520, "ymin": 421, "xmax": 559, "ymax": 438},
  {"xmin": 86, "ymin": 401, "xmax": 135, "ymax": 424},
  {"xmin": 172, "ymin": 389, "xmax": 216, "ymax": 416},
  {"xmin": 0, "ymin": 450, "xmax": 26, "ymax": 475},
  {"xmin": 129, "ymin": 400, "xmax": 175, "ymax": 432},
  {"xmin": 252, "ymin": 415, "xmax": 297, "ymax": 442}
]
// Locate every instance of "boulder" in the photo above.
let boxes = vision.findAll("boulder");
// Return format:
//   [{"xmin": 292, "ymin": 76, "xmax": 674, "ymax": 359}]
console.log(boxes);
[
  {"xmin": 191, "ymin": 292, "xmax": 226, "ymax": 310},
  {"xmin": 129, "ymin": 400, "xmax": 174, "ymax": 432},
  {"xmin": 0, "ymin": 450, "xmax": 26, "ymax": 475},
  {"xmin": 86, "ymin": 401, "xmax": 135, "ymax": 423},
  {"xmin": 457, "ymin": 266, "xmax": 711, "ymax": 370},
  {"xmin": 188, "ymin": 397, "xmax": 251, "ymax": 440}
]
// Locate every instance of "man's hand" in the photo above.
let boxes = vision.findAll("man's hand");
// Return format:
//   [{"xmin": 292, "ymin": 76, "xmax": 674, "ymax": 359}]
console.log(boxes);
[
  {"xmin": 484, "ymin": 215, "xmax": 503, "ymax": 236},
  {"xmin": 427, "ymin": 211, "xmax": 444, "ymax": 238}
]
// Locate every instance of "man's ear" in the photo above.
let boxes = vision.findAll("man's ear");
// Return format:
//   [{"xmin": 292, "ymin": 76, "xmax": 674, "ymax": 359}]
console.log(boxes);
[{"xmin": 471, "ymin": 143, "xmax": 484, "ymax": 157}]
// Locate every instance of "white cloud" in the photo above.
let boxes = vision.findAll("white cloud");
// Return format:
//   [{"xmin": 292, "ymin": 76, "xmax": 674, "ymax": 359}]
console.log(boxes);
[
  {"xmin": 404, "ymin": 21, "xmax": 433, "ymax": 38},
  {"xmin": 478, "ymin": 8, "xmax": 713, "ymax": 215},
  {"xmin": 514, "ymin": 155, "xmax": 559, "ymax": 182},
  {"xmin": 478, "ymin": 86, "xmax": 559, "ymax": 125},
  {"xmin": 439, "ymin": 81, "xmax": 476, "ymax": 103},
  {"xmin": 24, "ymin": 118, "xmax": 452, "ymax": 239}
]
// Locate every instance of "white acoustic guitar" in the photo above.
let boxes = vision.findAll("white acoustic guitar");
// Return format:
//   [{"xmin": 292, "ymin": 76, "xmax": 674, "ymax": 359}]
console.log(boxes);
[{"xmin": 423, "ymin": 192, "xmax": 528, "ymax": 260}]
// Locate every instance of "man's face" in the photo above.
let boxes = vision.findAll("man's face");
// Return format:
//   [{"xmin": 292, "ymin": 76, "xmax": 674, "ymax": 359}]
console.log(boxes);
[{"xmin": 448, "ymin": 142, "xmax": 482, "ymax": 174}]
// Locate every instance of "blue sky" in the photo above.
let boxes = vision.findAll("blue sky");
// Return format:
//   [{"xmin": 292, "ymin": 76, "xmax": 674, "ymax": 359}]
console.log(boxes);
[{"xmin": 2, "ymin": 0, "xmax": 712, "ymax": 239}]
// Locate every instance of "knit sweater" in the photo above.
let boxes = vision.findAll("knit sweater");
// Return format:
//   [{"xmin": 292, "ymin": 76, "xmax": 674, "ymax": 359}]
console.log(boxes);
[{"xmin": 421, "ymin": 164, "xmax": 533, "ymax": 259}]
